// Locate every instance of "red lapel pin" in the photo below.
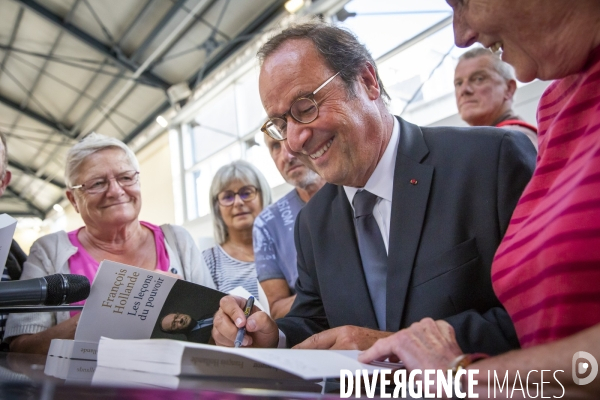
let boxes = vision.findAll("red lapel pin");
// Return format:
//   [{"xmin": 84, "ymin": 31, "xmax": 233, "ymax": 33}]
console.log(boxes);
[{"xmin": 409, "ymin": 179, "xmax": 418, "ymax": 185}]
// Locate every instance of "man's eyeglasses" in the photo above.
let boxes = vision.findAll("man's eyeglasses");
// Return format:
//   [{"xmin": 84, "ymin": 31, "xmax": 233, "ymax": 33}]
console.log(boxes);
[
  {"xmin": 217, "ymin": 185, "xmax": 259, "ymax": 207},
  {"xmin": 261, "ymin": 71, "xmax": 342, "ymax": 141},
  {"xmin": 70, "ymin": 171, "xmax": 140, "ymax": 194}
]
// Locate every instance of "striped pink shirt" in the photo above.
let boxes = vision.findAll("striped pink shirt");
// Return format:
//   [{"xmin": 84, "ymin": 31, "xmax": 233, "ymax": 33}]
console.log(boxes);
[{"xmin": 492, "ymin": 45, "xmax": 600, "ymax": 348}]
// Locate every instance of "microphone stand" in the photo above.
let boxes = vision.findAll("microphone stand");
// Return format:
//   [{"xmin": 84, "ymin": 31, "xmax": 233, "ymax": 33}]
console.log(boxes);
[{"xmin": 0, "ymin": 306, "xmax": 84, "ymax": 313}]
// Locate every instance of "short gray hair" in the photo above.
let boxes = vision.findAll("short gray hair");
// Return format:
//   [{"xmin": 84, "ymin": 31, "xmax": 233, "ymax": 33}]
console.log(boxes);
[
  {"xmin": 65, "ymin": 133, "xmax": 139, "ymax": 188},
  {"xmin": 257, "ymin": 20, "xmax": 390, "ymax": 104},
  {"xmin": 0, "ymin": 132, "xmax": 7, "ymax": 177},
  {"xmin": 458, "ymin": 47, "xmax": 516, "ymax": 82},
  {"xmin": 209, "ymin": 160, "xmax": 272, "ymax": 244}
]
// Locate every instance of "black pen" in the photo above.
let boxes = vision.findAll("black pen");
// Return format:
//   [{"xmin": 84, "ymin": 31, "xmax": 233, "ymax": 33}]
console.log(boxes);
[{"xmin": 234, "ymin": 296, "xmax": 254, "ymax": 348}]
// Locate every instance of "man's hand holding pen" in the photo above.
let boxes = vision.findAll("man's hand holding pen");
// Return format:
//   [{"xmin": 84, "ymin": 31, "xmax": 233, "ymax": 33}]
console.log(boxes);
[
  {"xmin": 234, "ymin": 296, "xmax": 255, "ymax": 347},
  {"xmin": 212, "ymin": 295, "xmax": 280, "ymax": 348}
]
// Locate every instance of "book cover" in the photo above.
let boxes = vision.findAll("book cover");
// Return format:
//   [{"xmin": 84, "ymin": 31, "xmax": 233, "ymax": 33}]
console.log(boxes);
[{"xmin": 72, "ymin": 260, "xmax": 225, "ymax": 346}]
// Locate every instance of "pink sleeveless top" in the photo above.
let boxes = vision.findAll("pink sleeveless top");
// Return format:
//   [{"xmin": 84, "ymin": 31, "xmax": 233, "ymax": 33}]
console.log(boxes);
[{"xmin": 67, "ymin": 221, "xmax": 170, "ymax": 316}]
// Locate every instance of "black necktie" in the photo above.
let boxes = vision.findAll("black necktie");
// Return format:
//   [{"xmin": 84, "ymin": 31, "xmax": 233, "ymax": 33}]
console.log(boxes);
[{"xmin": 353, "ymin": 190, "xmax": 387, "ymax": 330}]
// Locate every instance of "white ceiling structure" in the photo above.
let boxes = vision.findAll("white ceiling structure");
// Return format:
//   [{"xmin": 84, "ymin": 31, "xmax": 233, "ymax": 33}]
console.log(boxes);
[
  {"xmin": 0, "ymin": 0, "xmax": 290, "ymax": 219},
  {"xmin": 0, "ymin": 0, "xmax": 546, "ymax": 222}
]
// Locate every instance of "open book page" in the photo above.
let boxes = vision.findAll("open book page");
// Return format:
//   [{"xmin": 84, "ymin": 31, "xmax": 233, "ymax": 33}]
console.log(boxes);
[
  {"xmin": 97, "ymin": 338, "xmax": 386, "ymax": 380},
  {"xmin": 75, "ymin": 260, "xmax": 225, "ymax": 344},
  {"xmin": 0, "ymin": 214, "xmax": 17, "ymax": 267}
]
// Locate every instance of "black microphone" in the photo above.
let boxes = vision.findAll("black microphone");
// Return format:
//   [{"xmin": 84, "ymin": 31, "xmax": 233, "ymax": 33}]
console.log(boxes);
[{"xmin": 0, "ymin": 274, "xmax": 90, "ymax": 306}]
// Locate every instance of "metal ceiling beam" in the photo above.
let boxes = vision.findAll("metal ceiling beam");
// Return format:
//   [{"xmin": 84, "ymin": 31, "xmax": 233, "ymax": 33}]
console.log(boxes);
[
  {"xmin": 0, "ymin": 7, "xmax": 24, "ymax": 81},
  {"xmin": 15, "ymin": 0, "xmax": 170, "ymax": 90},
  {"xmin": 123, "ymin": 103, "xmax": 168, "ymax": 143},
  {"xmin": 132, "ymin": 0, "xmax": 188, "ymax": 63},
  {"xmin": 18, "ymin": 0, "xmax": 80, "ymax": 112},
  {"xmin": 151, "ymin": 0, "xmax": 219, "ymax": 67},
  {"xmin": 8, "ymin": 160, "xmax": 66, "ymax": 189},
  {"xmin": 5, "ymin": 186, "xmax": 45, "ymax": 219},
  {"xmin": 69, "ymin": 0, "xmax": 189, "ymax": 137},
  {"xmin": 124, "ymin": 0, "xmax": 288, "ymax": 144},
  {"xmin": 82, "ymin": 0, "xmax": 215, "ymax": 138},
  {"xmin": 189, "ymin": 0, "xmax": 287, "ymax": 88},
  {"xmin": 0, "ymin": 93, "xmax": 75, "ymax": 138}
]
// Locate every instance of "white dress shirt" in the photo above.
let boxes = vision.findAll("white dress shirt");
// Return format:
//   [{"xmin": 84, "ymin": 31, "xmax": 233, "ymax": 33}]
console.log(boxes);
[{"xmin": 343, "ymin": 116, "xmax": 400, "ymax": 253}]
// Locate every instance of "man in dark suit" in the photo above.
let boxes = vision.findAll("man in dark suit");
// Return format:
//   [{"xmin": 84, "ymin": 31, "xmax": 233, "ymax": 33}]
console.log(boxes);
[{"xmin": 212, "ymin": 22, "xmax": 535, "ymax": 355}]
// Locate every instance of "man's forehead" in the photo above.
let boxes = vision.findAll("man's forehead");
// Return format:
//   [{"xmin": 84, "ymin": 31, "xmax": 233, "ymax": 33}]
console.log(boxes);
[
  {"xmin": 456, "ymin": 56, "xmax": 496, "ymax": 75},
  {"xmin": 259, "ymin": 40, "xmax": 330, "ymax": 113},
  {"xmin": 260, "ymin": 40, "xmax": 330, "ymax": 88},
  {"xmin": 262, "ymin": 39, "xmax": 319, "ymax": 68}
]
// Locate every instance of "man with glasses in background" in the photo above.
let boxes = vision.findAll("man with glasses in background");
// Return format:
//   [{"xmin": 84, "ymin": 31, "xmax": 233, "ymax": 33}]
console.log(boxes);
[
  {"xmin": 253, "ymin": 132, "xmax": 325, "ymax": 319},
  {"xmin": 213, "ymin": 22, "xmax": 536, "ymax": 354}
]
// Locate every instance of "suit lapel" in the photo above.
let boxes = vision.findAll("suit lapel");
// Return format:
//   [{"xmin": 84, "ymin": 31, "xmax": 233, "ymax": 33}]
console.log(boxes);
[
  {"xmin": 330, "ymin": 187, "xmax": 379, "ymax": 329},
  {"xmin": 386, "ymin": 118, "xmax": 433, "ymax": 331}
]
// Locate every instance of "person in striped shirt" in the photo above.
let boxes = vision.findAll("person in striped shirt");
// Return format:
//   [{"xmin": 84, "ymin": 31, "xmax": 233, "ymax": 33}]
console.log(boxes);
[
  {"xmin": 203, "ymin": 160, "xmax": 272, "ymax": 298},
  {"xmin": 360, "ymin": 0, "xmax": 600, "ymax": 394}
]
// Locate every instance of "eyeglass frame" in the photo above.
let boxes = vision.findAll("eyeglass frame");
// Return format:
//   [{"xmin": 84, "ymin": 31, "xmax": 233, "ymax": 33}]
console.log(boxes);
[
  {"xmin": 70, "ymin": 170, "xmax": 140, "ymax": 194},
  {"xmin": 260, "ymin": 70, "xmax": 342, "ymax": 141},
  {"xmin": 216, "ymin": 185, "xmax": 260, "ymax": 207}
]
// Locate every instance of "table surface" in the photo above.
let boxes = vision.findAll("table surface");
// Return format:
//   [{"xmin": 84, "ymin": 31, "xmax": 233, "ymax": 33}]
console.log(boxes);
[{"xmin": 0, "ymin": 352, "xmax": 339, "ymax": 400}]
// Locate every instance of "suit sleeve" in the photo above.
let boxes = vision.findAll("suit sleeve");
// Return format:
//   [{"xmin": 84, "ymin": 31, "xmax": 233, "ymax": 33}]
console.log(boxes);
[
  {"xmin": 496, "ymin": 129, "xmax": 536, "ymax": 234},
  {"xmin": 445, "ymin": 130, "xmax": 536, "ymax": 355},
  {"xmin": 276, "ymin": 207, "xmax": 329, "ymax": 346}
]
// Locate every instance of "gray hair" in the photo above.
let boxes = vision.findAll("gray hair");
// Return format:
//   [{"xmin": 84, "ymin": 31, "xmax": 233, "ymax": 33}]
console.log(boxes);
[
  {"xmin": 209, "ymin": 160, "xmax": 272, "ymax": 244},
  {"xmin": 458, "ymin": 47, "xmax": 516, "ymax": 82},
  {"xmin": 257, "ymin": 20, "xmax": 390, "ymax": 104},
  {"xmin": 0, "ymin": 132, "xmax": 7, "ymax": 178},
  {"xmin": 64, "ymin": 133, "xmax": 140, "ymax": 188}
]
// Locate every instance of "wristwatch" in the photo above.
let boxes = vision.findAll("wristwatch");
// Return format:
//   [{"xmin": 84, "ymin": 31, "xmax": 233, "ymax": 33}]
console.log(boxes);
[{"xmin": 450, "ymin": 353, "xmax": 490, "ymax": 376}]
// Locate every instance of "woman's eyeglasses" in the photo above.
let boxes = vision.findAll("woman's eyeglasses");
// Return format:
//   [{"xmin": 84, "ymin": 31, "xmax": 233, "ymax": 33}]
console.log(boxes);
[
  {"xmin": 217, "ymin": 185, "xmax": 259, "ymax": 207},
  {"xmin": 70, "ymin": 171, "xmax": 139, "ymax": 194}
]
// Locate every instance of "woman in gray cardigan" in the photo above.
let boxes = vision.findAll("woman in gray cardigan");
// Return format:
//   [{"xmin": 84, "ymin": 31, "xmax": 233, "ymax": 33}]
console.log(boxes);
[{"xmin": 5, "ymin": 133, "xmax": 214, "ymax": 354}]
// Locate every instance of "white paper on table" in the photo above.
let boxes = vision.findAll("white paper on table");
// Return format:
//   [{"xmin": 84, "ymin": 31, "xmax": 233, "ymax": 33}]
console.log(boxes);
[{"xmin": 97, "ymin": 337, "xmax": 386, "ymax": 380}]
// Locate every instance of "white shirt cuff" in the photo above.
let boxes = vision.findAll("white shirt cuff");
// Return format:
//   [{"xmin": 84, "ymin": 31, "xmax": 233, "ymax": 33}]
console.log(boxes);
[{"xmin": 277, "ymin": 329, "xmax": 287, "ymax": 348}]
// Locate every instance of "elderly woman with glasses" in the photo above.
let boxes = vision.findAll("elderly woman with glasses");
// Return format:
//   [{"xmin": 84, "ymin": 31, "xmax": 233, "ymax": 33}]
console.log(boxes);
[
  {"xmin": 5, "ymin": 133, "xmax": 214, "ymax": 355},
  {"xmin": 203, "ymin": 160, "xmax": 271, "ymax": 298}
]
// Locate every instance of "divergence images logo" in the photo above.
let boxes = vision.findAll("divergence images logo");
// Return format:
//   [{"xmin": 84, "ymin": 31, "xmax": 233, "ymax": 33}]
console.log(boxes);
[{"xmin": 572, "ymin": 351, "xmax": 598, "ymax": 385}]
